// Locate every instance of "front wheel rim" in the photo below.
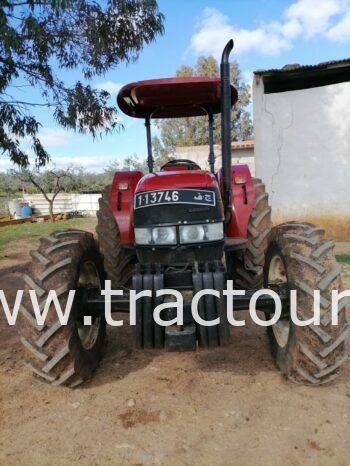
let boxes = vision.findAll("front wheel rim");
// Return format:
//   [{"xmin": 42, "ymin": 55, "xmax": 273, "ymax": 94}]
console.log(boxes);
[
  {"xmin": 77, "ymin": 260, "xmax": 102, "ymax": 350},
  {"xmin": 268, "ymin": 254, "xmax": 290, "ymax": 348}
]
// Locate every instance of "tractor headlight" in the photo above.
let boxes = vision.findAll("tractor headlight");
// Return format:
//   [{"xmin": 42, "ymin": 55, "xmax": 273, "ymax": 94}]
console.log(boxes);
[
  {"xmin": 179, "ymin": 222, "xmax": 224, "ymax": 244},
  {"xmin": 134, "ymin": 222, "xmax": 223, "ymax": 246},
  {"xmin": 135, "ymin": 226, "xmax": 177, "ymax": 245}
]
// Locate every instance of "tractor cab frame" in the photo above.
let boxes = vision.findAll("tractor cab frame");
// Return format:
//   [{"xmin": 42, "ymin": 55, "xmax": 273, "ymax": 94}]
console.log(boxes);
[
  {"xmin": 117, "ymin": 40, "xmax": 237, "ymax": 222},
  {"xmin": 117, "ymin": 74, "xmax": 237, "ymax": 175}
]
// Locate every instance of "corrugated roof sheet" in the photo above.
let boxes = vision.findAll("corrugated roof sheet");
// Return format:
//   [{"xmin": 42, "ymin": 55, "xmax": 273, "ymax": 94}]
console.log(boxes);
[
  {"xmin": 254, "ymin": 58, "xmax": 350, "ymax": 75},
  {"xmin": 176, "ymin": 140, "xmax": 254, "ymax": 151}
]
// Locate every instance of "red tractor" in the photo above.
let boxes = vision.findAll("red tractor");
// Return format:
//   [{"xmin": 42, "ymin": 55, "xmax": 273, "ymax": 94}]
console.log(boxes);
[{"xmin": 19, "ymin": 40, "xmax": 348, "ymax": 387}]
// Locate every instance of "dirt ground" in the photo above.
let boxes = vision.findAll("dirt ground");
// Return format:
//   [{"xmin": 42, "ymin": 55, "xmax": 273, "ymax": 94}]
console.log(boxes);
[{"xmin": 0, "ymin": 223, "xmax": 349, "ymax": 465}]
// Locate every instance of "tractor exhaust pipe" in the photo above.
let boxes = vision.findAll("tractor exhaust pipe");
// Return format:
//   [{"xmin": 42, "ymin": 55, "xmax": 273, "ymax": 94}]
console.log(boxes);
[{"xmin": 220, "ymin": 39, "xmax": 234, "ymax": 222}]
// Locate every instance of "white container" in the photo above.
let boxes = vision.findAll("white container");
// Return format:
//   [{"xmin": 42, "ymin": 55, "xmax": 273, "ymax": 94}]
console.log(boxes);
[{"xmin": 8, "ymin": 199, "xmax": 22, "ymax": 218}]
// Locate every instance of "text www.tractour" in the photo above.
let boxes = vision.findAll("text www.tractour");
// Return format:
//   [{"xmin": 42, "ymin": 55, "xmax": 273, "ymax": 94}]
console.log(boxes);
[{"xmin": 1, "ymin": 280, "xmax": 349, "ymax": 328}]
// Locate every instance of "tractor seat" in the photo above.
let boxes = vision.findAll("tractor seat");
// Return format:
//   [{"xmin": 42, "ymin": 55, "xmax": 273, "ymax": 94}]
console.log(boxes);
[{"xmin": 161, "ymin": 159, "xmax": 201, "ymax": 171}]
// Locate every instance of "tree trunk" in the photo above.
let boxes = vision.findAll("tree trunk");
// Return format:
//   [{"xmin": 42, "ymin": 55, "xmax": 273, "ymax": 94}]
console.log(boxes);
[{"xmin": 49, "ymin": 200, "xmax": 54, "ymax": 222}]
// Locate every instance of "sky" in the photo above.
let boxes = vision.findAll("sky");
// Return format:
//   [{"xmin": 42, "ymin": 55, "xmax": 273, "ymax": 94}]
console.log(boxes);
[{"xmin": 1, "ymin": 0, "xmax": 350, "ymax": 173}]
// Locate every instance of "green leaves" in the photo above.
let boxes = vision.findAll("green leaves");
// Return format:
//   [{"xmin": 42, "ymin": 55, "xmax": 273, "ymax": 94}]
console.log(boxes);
[
  {"xmin": 53, "ymin": 82, "xmax": 117, "ymax": 138},
  {"xmin": 156, "ymin": 56, "xmax": 253, "ymax": 155},
  {"xmin": 0, "ymin": 0, "xmax": 164, "ymax": 167}
]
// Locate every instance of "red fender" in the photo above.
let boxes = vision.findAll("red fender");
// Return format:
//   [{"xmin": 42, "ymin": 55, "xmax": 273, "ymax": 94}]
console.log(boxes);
[
  {"xmin": 110, "ymin": 171, "xmax": 144, "ymax": 244},
  {"xmin": 217, "ymin": 164, "xmax": 255, "ymax": 238}
]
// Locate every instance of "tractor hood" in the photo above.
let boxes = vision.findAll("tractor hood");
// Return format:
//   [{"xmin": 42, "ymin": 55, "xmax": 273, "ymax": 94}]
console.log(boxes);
[
  {"xmin": 134, "ymin": 169, "xmax": 224, "ymax": 231},
  {"xmin": 135, "ymin": 170, "xmax": 219, "ymax": 193}
]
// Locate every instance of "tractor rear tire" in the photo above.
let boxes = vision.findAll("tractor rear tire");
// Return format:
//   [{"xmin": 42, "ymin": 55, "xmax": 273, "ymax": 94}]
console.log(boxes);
[
  {"xmin": 96, "ymin": 186, "xmax": 136, "ymax": 288},
  {"xmin": 264, "ymin": 222, "xmax": 349, "ymax": 385},
  {"xmin": 19, "ymin": 230, "xmax": 106, "ymax": 387},
  {"xmin": 229, "ymin": 178, "xmax": 272, "ymax": 289}
]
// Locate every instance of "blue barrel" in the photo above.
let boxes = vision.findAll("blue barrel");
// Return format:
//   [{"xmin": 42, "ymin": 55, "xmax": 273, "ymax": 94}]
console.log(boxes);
[{"xmin": 21, "ymin": 204, "xmax": 32, "ymax": 218}]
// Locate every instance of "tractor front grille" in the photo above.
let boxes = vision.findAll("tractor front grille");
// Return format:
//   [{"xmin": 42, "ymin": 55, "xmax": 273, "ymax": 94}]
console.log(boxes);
[{"xmin": 133, "ymin": 187, "xmax": 224, "ymax": 228}]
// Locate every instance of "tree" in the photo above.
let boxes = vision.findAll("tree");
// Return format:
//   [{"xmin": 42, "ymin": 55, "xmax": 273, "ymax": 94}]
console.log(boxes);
[
  {"xmin": 119, "ymin": 141, "xmax": 170, "ymax": 174},
  {"xmin": 155, "ymin": 56, "xmax": 253, "ymax": 156},
  {"xmin": 0, "ymin": 0, "xmax": 164, "ymax": 167},
  {"xmin": 151, "ymin": 135, "xmax": 171, "ymax": 169},
  {"xmin": 122, "ymin": 155, "xmax": 147, "ymax": 172},
  {"xmin": 13, "ymin": 166, "xmax": 80, "ymax": 221},
  {"xmin": 0, "ymin": 171, "xmax": 21, "ymax": 197},
  {"xmin": 100, "ymin": 160, "xmax": 120, "ymax": 186}
]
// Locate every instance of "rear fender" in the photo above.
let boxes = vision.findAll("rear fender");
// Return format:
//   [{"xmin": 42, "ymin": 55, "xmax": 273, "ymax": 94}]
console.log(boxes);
[
  {"xmin": 217, "ymin": 164, "xmax": 254, "ymax": 237},
  {"xmin": 110, "ymin": 171, "xmax": 144, "ymax": 244}
]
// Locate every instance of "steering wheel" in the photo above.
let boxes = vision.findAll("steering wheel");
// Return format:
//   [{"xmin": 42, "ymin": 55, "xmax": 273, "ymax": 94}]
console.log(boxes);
[{"xmin": 161, "ymin": 159, "xmax": 200, "ymax": 170}]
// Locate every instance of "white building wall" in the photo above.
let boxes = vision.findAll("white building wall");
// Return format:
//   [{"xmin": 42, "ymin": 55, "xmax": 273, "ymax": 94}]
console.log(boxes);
[
  {"xmin": 253, "ymin": 77, "xmax": 350, "ymax": 239},
  {"xmin": 231, "ymin": 154, "xmax": 255, "ymax": 176},
  {"xmin": 22, "ymin": 193, "xmax": 101, "ymax": 216},
  {"xmin": 175, "ymin": 145, "xmax": 255, "ymax": 175}
]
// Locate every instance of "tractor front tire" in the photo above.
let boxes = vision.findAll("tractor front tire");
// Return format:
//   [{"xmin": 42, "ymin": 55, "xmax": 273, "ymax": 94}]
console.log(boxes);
[
  {"xmin": 229, "ymin": 178, "xmax": 272, "ymax": 289},
  {"xmin": 19, "ymin": 230, "xmax": 106, "ymax": 387},
  {"xmin": 265, "ymin": 222, "xmax": 349, "ymax": 385},
  {"xmin": 96, "ymin": 186, "xmax": 135, "ymax": 288}
]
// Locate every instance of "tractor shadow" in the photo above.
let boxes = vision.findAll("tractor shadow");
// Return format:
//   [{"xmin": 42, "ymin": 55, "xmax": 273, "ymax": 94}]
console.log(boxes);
[
  {"xmin": 194, "ymin": 311, "xmax": 277, "ymax": 377},
  {"xmin": 84, "ymin": 314, "xmax": 158, "ymax": 388},
  {"xmin": 88, "ymin": 311, "xmax": 277, "ymax": 388}
]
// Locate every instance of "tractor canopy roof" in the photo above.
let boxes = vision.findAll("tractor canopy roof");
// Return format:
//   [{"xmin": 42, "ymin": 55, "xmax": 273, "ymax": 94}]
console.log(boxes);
[{"xmin": 117, "ymin": 77, "xmax": 238, "ymax": 119}]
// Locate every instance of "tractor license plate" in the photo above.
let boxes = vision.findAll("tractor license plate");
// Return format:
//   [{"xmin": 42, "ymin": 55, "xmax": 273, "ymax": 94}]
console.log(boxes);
[{"xmin": 134, "ymin": 189, "xmax": 216, "ymax": 209}]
